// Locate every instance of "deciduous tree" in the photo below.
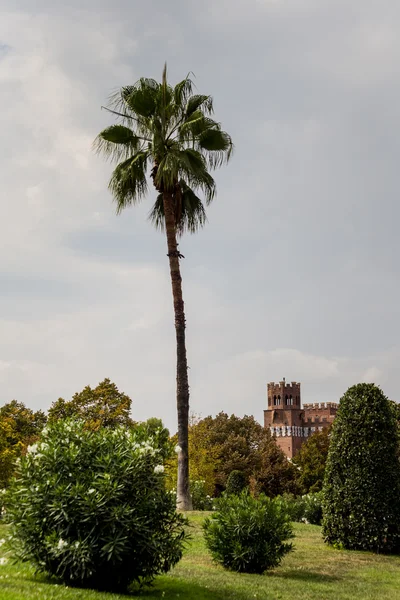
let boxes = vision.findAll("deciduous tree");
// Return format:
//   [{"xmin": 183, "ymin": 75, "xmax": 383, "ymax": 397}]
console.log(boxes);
[{"xmin": 48, "ymin": 378, "xmax": 133, "ymax": 430}]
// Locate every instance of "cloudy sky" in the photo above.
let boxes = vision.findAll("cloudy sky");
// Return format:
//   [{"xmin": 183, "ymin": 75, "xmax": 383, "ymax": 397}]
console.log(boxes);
[{"xmin": 0, "ymin": 0, "xmax": 399, "ymax": 431}]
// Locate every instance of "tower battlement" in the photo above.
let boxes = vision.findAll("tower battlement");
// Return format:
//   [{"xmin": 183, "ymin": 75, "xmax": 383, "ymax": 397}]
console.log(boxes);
[
  {"xmin": 264, "ymin": 378, "xmax": 338, "ymax": 458},
  {"xmin": 267, "ymin": 379, "xmax": 301, "ymax": 408},
  {"xmin": 303, "ymin": 402, "xmax": 338, "ymax": 410}
]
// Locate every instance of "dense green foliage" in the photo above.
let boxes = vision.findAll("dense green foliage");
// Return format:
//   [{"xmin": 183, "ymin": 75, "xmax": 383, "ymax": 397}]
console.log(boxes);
[
  {"xmin": 48, "ymin": 378, "xmax": 133, "ymax": 430},
  {"xmin": 5, "ymin": 419, "xmax": 187, "ymax": 591},
  {"xmin": 190, "ymin": 480, "xmax": 214, "ymax": 510},
  {"xmin": 276, "ymin": 493, "xmax": 306, "ymax": 522},
  {"xmin": 133, "ymin": 417, "xmax": 174, "ymax": 461},
  {"xmin": 292, "ymin": 427, "xmax": 331, "ymax": 493},
  {"xmin": 322, "ymin": 383, "xmax": 400, "ymax": 553},
  {"xmin": 0, "ymin": 400, "xmax": 47, "ymax": 488},
  {"xmin": 276, "ymin": 492, "xmax": 323, "ymax": 525},
  {"xmin": 167, "ymin": 413, "xmax": 299, "ymax": 497},
  {"xmin": 203, "ymin": 492, "xmax": 293, "ymax": 573},
  {"xmin": 303, "ymin": 492, "xmax": 324, "ymax": 525},
  {"xmin": 225, "ymin": 470, "xmax": 248, "ymax": 495}
]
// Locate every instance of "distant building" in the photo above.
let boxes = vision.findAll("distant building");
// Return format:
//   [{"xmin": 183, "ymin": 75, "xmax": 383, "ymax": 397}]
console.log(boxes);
[{"xmin": 263, "ymin": 378, "xmax": 338, "ymax": 458}]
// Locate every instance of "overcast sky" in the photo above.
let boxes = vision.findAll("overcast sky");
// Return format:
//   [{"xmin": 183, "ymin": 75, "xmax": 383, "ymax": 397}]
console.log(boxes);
[{"xmin": 0, "ymin": 0, "xmax": 399, "ymax": 431}]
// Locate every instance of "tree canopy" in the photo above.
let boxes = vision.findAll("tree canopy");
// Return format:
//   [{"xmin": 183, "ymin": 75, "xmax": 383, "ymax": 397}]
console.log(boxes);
[
  {"xmin": 48, "ymin": 378, "xmax": 133, "ymax": 430},
  {"xmin": 292, "ymin": 427, "xmax": 331, "ymax": 493},
  {"xmin": 167, "ymin": 412, "xmax": 298, "ymax": 497},
  {"xmin": 0, "ymin": 400, "xmax": 47, "ymax": 488}
]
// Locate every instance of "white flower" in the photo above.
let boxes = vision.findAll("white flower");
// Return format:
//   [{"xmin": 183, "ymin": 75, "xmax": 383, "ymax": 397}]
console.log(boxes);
[
  {"xmin": 57, "ymin": 539, "xmax": 67, "ymax": 550},
  {"xmin": 154, "ymin": 465, "xmax": 165, "ymax": 474},
  {"xmin": 174, "ymin": 445, "xmax": 182, "ymax": 454},
  {"xmin": 27, "ymin": 444, "xmax": 38, "ymax": 455},
  {"xmin": 0, "ymin": 558, "xmax": 8, "ymax": 566}
]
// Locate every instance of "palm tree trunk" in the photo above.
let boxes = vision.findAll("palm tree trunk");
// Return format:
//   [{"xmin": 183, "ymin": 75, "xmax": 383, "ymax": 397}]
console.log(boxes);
[{"xmin": 162, "ymin": 190, "xmax": 192, "ymax": 511}]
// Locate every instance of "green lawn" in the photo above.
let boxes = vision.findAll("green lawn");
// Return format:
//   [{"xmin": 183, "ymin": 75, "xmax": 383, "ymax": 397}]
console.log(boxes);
[{"xmin": 0, "ymin": 514, "xmax": 399, "ymax": 600}]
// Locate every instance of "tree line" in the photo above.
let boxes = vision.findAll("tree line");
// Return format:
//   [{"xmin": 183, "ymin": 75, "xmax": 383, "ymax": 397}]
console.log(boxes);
[{"xmin": 0, "ymin": 377, "xmax": 337, "ymax": 495}]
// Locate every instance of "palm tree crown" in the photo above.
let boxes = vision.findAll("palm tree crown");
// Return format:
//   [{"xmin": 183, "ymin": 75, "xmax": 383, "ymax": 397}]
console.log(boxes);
[{"xmin": 94, "ymin": 65, "xmax": 233, "ymax": 234}]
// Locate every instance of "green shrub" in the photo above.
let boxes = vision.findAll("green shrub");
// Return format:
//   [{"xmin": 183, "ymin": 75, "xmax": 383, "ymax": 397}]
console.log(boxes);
[
  {"xmin": 225, "ymin": 470, "xmax": 248, "ymax": 495},
  {"xmin": 323, "ymin": 383, "xmax": 400, "ymax": 553},
  {"xmin": 4, "ymin": 419, "xmax": 187, "ymax": 591},
  {"xmin": 203, "ymin": 492, "xmax": 293, "ymax": 573},
  {"xmin": 190, "ymin": 480, "xmax": 214, "ymax": 511},
  {"xmin": 303, "ymin": 492, "xmax": 323, "ymax": 525},
  {"xmin": 275, "ymin": 493, "xmax": 305, "ymax": 522},
  {"xmin": 275, "ymin": 492, "xmax": 323, "ymax": 525}
]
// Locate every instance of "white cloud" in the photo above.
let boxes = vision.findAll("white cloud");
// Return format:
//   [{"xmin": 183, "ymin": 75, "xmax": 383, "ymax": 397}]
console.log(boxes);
[{"xmin": 0, "ymin": 0, "xmax": 399, "ymax": 432}]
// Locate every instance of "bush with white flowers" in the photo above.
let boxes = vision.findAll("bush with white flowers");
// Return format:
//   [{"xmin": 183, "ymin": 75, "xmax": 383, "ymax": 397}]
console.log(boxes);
[{"xmin": 4, "ymin": 419, "xmax": 187, "ymax": 592}]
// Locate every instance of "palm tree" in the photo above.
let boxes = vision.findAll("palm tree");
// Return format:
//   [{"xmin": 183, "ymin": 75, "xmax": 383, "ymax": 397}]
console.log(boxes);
[{"xmin": 94, "ymin": 65, "xmax": 233, "ymax": 510}]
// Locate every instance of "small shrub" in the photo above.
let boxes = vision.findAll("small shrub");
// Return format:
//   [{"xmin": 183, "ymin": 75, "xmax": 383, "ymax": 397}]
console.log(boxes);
[
  {"xmin": 225, "ymin": 470, "xmax": 248, "ymax": 495},
  {"xmin": 323, "ymin": 383, "xmax": 400, "ymax": 553},
  {"xmin": 5, "ymin": 419, "xmax": 187, "ymax": 591},
  {"xmin": 303, "ymin": 492, "xmax": 323, "ymax": 525},
  {"xmin": 275, "ymin": 493, "xmax": 305, "ymax": 522},
  {"xmin": 275, "ymin": 492, "xmax": 323, "ymax": 525},
  {"xmin": 203, "ymin": 492, "xmax": 293, "ymax": 573},
  {"xmin": 190, "ymin": 480, "xmax": 214, "ymax": 511}
]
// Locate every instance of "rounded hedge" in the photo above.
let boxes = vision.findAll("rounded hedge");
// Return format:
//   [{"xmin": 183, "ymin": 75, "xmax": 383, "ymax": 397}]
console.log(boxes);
[
  {"xmin": 203, "ymin": 492, "xmax": 293, "ymax": 573},
  {"xmin": 5, "ymin": 420, "xmax": 187, "ymax": 591},
  {"xmin": 322, "ymin": 383, "xmax": 400, "ymax": 553},
  {"xmin": 225, "ymin": 470, "xmax": 248, "ymax": 496}
]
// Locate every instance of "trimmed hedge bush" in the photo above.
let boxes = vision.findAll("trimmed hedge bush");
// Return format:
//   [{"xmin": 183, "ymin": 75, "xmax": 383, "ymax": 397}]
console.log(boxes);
[
  {"xmin": 203, "ymin": 492, "xmax": 293, "ymax": 573},
  {"xmin": 322, "ymin": 383, "xmax": 400, "ymax": 553},
  {"xmin": 5, "ymin": 419, "xmax": 187, "ymax": 591},
  {"xmin": 225, "ymin": 470, "xmax": 248, "ymax": 495},
  {"xmin": 303, "ymin": 491, "xmax": 323, "ymax": 525}
]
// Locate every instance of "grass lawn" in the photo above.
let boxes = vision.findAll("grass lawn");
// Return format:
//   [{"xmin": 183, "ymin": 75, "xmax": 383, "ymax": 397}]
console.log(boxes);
[{"xmin": 0, "ymin": 513, "xmax": 399, "ymax": 600}]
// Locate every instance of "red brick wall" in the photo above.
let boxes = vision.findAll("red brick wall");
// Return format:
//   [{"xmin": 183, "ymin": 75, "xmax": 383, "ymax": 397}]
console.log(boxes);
[{"xmin": 264, "ymin": 384, "xmax": 338, "ymax": 458}]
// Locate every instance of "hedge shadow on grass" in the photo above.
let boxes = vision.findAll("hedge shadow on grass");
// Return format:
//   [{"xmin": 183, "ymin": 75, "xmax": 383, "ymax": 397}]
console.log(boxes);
[
  {"xmin": 137, "ymin": 578, "xmax": 262, "ymax": 599},
  {"xmin": 270, "ymin": 569, "xmax": 340, "ymax": 583}
]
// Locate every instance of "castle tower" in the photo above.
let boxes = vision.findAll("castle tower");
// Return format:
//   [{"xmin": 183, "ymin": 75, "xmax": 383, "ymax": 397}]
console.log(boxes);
[{"xmin": 264, "ymin": 378, "xmax": 304, "ymax": 458}]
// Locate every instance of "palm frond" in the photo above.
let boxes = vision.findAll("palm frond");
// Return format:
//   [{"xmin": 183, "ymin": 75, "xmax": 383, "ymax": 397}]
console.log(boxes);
[
  {"xmin": 108, "ymin": 151, "xmax": 149, "ymax": 213},
  {"xmin": 93, "ymin": 125, "xmax": 142, "ymax": 163},
  {"xmin": 175, "ymin": 149, "xmax": 216, "ymax": 204},
  {"xmin": 178, "ymin": 116, "xmax": 219, "ymax": 145},
  {"xmin": 198, "ymin": 128, "xmax": 234, "ymax": 168},
  {"xmin": 186, "ymin": 94, "xmax": 213, "ymax": 117},
  {"xmin": 148, "ymin": 182, "xmax": 207, "ymax": 236},
  {"xmin": 173, "ymin": 75, "xmax": 195, "ymax": 108},
  {"xmin": 123, "ymin": 84, "xmax": 159, "ymax": 118}
]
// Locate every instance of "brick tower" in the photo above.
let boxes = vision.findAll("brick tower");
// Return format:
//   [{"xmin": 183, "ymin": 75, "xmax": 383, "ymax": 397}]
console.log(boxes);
[
  {"xmin": 263, "ymin": 378, "xmax": 338, "ymax": 458},
  {"xmin": 263, "ymin": 378, "xmax": 304, "ymax": 458}
]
